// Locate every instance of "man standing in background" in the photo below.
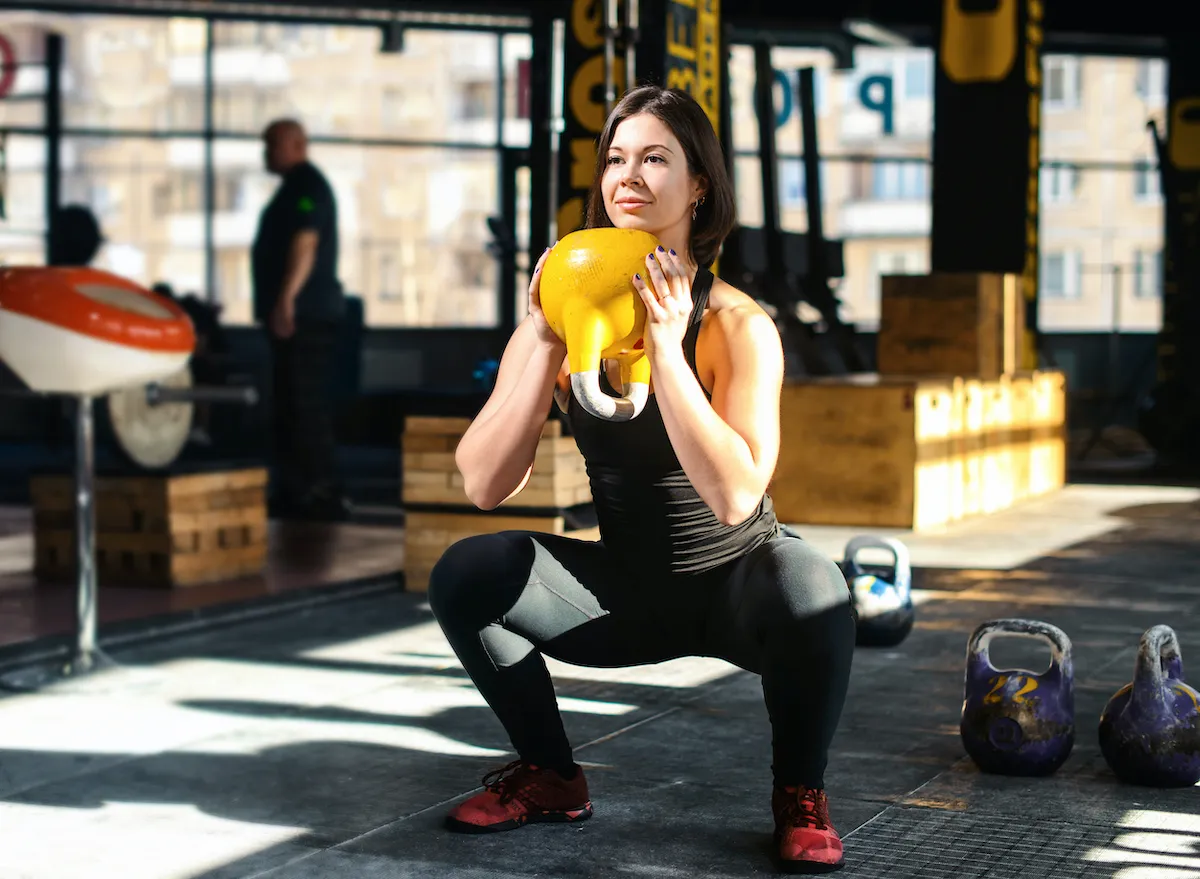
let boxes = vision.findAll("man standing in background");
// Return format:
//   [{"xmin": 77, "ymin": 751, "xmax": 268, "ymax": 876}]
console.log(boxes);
[{"xmin": 253, "ymin": 118, "xmax": 350, "ymax": 521}]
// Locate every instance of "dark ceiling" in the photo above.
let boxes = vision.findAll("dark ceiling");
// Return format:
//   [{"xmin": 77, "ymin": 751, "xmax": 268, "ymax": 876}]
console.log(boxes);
[{"xmin": 1, "ymin": 0, "xmax": 1186, "ymax": 53}]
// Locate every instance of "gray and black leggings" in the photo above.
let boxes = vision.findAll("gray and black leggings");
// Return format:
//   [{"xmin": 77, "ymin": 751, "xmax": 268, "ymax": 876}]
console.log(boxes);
[{"xmin": 427, "ymin": 529, "xmax": 855, "ymax": 789}]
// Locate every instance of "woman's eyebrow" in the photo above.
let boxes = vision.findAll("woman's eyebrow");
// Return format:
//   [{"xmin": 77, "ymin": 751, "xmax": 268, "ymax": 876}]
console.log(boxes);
[{"xmin": 608, "ymin": 143, "xmax": 676, "ymax": 154}]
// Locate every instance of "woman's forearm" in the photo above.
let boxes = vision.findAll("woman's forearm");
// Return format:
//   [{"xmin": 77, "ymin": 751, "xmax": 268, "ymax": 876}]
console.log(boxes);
[
  {"xmin": 456, "ymin": 340, "xmax": 567, "ymax": 509},
  {"xmin": 649, "ymin": 347, "xmax": 765, "ymax": 525}
]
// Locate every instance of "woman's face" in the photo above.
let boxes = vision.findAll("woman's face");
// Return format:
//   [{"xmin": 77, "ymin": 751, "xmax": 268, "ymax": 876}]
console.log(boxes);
[{"xmin": 601, "ymin": 112, "xmax": 703, "ymax": 252}]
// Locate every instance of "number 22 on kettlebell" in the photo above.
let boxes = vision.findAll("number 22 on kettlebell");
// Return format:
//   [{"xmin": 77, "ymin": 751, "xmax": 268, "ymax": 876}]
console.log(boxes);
[{"xmin": 984, "ymin": 674, "xmax": 1040, "ymax": 704}]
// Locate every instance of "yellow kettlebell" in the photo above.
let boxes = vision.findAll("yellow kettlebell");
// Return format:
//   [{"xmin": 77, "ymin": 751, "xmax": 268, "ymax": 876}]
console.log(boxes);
[{"xmin": 539, "ymin": 228, "xmax": 660, "ymax": 422}]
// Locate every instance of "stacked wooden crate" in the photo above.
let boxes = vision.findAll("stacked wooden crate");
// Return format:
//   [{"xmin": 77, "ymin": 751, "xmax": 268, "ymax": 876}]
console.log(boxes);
[
  {"xmin": 401, "ymin": 416, "xmax": 597, "ymax": 592},
  {"xmin": 772, "ymin": 273, "xmax": 1065, "ymax": 531},
  {"xmin": 32, "ymin": 467, "xmax": 269, "ymax": 587}
]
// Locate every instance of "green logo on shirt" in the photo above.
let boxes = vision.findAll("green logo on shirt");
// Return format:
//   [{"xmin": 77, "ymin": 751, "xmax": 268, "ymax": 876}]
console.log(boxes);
[{"xmin": 298, "ymin": 196, "xmax": 315, "ymax": 213}]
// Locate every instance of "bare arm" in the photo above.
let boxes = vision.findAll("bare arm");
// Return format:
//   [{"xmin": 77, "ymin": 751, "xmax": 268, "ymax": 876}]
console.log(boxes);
[
  {"xmin": 456, "ymin": 316, "xmax": 568, "ymax": 510},
  {"xmin": 650, "ymin": 306, "xmax": 784, "ymax": 526},
  {"xmin": 279, "ymin": 230, "xmax": 319, "ymax": 306}
]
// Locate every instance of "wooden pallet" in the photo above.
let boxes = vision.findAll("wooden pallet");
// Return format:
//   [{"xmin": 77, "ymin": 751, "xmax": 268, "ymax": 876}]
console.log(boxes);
[
  {"xmin": 31, "ymin": 467, "xmax": 269, "ymax": 588},
  {"xmin": 401, "ymin": 416, "xmax": 592, "ymax": 509},
  {"xmin": 403, "ymin": 509, "xmax": 600, "ymax": 593}
]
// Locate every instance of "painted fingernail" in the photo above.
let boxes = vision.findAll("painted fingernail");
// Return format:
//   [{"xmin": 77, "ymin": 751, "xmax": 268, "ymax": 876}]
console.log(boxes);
[
  {"xmin": 669, "ymin": 249, "xmax": 676, "ymax": 256},
  {"xmin": 649, "ymin": 252, "xmax": 656, "ymax": 260},
  {"xmin": 635, "ymin": 273, "xmax": 641, "ymax": 280},
  {"xmin": 657, "ymin": 245, "xmax": 665, "ymax": 252}
]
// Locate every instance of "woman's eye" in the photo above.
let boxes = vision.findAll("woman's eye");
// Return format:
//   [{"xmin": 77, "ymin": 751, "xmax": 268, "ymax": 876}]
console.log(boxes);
[
  {"xmin": 646, "ymin": 155, "xmax": 664, "ymax": 163},
  {"xmin": 606, "ymin": 156, "xmax": 622, "ymax": 165}
]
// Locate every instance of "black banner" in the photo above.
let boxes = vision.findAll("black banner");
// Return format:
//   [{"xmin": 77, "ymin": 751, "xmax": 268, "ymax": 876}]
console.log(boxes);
[
  {"xmin": 639, "ymin": 0, "xmax": 722, "ymax": 133},
  {"xmin": 1160, "ymin": 39, "xmax": 1200, "ymax": 389},
  {"xmin": 931, "ymin": 0, "xmax": 1042, "ymax": 369},
  {"xmin": 553, "ymin": 0, "xmax": 722, "ymax": 241}
]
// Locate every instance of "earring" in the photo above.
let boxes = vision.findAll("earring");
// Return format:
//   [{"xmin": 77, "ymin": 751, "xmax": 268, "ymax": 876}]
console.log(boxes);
[{"xmin": 692, "ymin": 195, "xmax": 706, "ymax": 221}]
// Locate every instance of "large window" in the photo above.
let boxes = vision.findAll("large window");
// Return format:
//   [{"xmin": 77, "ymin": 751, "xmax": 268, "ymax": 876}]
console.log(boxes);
[
  {"xmin": 726, "ymin": 45, "xmax": 1165, "ymax": 333},
  {"xmin": 0, "ymin": 11, "xmax": 528, "ymax": 328},
  {"xmin": 60, "ymin": 136, "xmax": 207, "ymax": 293}
]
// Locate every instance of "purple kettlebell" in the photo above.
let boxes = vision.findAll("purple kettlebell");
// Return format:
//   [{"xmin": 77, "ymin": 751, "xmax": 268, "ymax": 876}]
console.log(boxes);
[
  {"xmin": 1099, "ymin": 625, "xmax": 1200, "ymax": 788},
  {"xmin": 960, "ymin": 618, "xmax": 1075, "ymax": 776}
]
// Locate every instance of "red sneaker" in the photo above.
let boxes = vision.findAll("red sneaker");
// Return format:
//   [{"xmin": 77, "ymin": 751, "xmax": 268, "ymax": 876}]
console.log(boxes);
[
  {"xmin": 445, "ymin": 760, "xmax": 593, "ymax": 834},
  {"xmin": 772, "ymin": 786, "xmax": 845, "ymax": 874}
]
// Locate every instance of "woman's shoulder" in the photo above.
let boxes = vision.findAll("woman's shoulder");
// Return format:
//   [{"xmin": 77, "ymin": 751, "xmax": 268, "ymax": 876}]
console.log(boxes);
[{"xmin": 702, "ymin": 275, "xmax": 778, "ymax": 340}]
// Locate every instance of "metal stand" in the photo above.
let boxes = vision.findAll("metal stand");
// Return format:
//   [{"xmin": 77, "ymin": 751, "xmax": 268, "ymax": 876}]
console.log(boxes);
[{"xmin": 0, "ymin": 394, "xmax": 118, "ymax": 691}]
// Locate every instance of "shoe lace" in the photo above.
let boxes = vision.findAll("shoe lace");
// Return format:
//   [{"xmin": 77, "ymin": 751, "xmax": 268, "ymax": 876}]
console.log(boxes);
[
  {"xmin": 481, "ymin": 760, "xmax": 542, "ymax": 807},
  {"xmin": 782, "ymin": 788, "xmax": 831, "ymax": 831}
]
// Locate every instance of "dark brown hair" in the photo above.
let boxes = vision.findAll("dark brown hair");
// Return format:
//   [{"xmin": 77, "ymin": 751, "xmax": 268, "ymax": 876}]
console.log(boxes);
[{"xmin": 584, "ymin": 85, "xmax": 736, "ymax": 269}]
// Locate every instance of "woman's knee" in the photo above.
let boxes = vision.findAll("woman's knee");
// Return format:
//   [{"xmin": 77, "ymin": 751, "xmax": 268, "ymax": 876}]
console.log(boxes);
[
  {"xmin": 426, "ymin": 530, "xmax": 535, "ymax": 627},
  {"xmin": 748, "ymin": 538, "xmax": 850, "ymax": 622}
]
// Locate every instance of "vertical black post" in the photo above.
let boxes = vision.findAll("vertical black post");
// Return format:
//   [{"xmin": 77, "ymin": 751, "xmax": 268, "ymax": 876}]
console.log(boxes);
[
  {"xmin": 527, "ymin": 11, "xmax": 553, "ymax": 260},
  {"xmin": 498, "ymin": 151, "xmax": 519, "ymax": 333},
  {"xmin": 931, "ymin": 0, "xmax": 1042, "ymax": 369},
  {"xmin": 798, "ymin": 67, "xmax": 826, "ymax": 291},
  {"xmin": 203, "ymin": 19, "xmax": 216, "ymax": 302},
  {"xmin": 752, "ymin": 42, "xmax": 781, "ymax": 278},
  {"xmin": 44, "ymin": 32, "xmax": 63, "ymax": 264}
]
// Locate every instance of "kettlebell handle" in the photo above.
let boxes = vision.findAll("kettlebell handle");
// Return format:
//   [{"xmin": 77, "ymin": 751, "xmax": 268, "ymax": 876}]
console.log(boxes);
[
  {"xmin": 1134, "ymin": 625, "xmax": 1184, "ymax": 697},
  {"xmin": 968, "ymin": 618, "xmax": 1073, "ymax": 672},
  {"xmin": 843, "ymin": 535, "xmax": 911, "ymax": 599},
  {"xmin": 570, "ymin": 371, "xmax": 648, "ymax": 422}
]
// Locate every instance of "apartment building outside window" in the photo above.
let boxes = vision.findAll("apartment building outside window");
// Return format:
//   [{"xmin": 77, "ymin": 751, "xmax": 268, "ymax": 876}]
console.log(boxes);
[
  {"xmin": 1044, "ymin": 56, "xmax": 1082, "ymax": 110},
  {"xmin": 1042, "ymin": 251, "xmax": 1084, "ymax": 300},
  {"xmin": 871, "ymin": 161, "xmax": 929, "ymax": 201},
  {"xmin": 1041, "ymin": 165, "xmax": 1079, "ymax": 204},
  {"xmin": 1133, "ymin": 249, "xmax": 1162, "ymax": 299}
]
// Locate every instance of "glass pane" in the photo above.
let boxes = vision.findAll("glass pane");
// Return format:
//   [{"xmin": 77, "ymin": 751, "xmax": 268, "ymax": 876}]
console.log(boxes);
[
  {"xmin": 64, "ymin": 16, "xmax": 207, "ymax": 131},
  {"xmin": 515, "ymin": 164, "xmax": 531, "ymax": 322},
  {"xmin": 59, "ymin": 136, "xmax": 207, "ymax": 294},
  {"xmin": 1039, "ymin": 55, "xmax": 1165, "ymax": 334},
  {"xmin": 502, "ymin": 33, "xmax": 532, "ymax": 148},
  {"xmin": 217, "ymin": 142, "xmax": 499, "ymax": 328},
  {"xmin": 210, "ymin": 23, "xmax": 499, "ymax": 144},
  {"xmin": 0, "ymin": 135, "xmax": 46, "ymax": 266},
  {"xmin": 728, "ymin": 44, "xmax": 758, "ymax": 153},
  {"xmin": 1037, "ymin": 165, "xmax": 1162, "ymax": 332},
  {"xmin": 0, "ymin": 20, "xmax": 55, "ymax": 130}
]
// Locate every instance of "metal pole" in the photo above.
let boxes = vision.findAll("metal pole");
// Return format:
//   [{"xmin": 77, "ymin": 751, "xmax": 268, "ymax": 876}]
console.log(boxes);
[
  {"xmin": 203, "ymin": 20, "xmax": 216, "ymax": 303},
  {"xmin": 798, "ymin": 68, "xmax": 827, "ymax": 287},
  {"xmin": 44, "ymin": 32, "xmax": 63, "ymax": 265},
  {"xmin": 1109, "ymin": 264, "xmax": 1122, "ymax": 403},
  {"xmin": 548, "ymin": 17, "xmax": 566, "ymax": 243},
  {"xmin": 604, "ymin": 0, "xmax": 619, "ymax": 112},
  {"xmin": 625, "ymin": 0, "xmax": 639, "ymax": 89},
  {"xmin": 72, "ymin": 393, "xmax": 98, "ymax": 672}
]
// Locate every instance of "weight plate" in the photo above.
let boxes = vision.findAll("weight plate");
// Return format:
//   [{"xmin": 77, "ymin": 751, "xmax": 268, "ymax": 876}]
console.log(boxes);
[{"xmin": 107, "ymin": 366, "xmax": 194, "ymax": 469}]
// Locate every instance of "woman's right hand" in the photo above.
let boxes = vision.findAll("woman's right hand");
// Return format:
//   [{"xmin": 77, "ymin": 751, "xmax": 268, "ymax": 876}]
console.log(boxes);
[{"xmin": 528, "ymin": 244, "xmax": 565, "ymax": 349}]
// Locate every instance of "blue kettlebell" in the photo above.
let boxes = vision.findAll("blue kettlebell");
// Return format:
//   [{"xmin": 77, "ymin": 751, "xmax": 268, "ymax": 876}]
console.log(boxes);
[
  {"xmin": 960, "ymin": 618, "xmax": 1075, "ymax": 777},
  {"xmin": 1098, "ymin": 625, "xmax": 1200, "ymax": 788},
  {"xmin": 840, "ymin": 535, "xmax": 914, "ymax": 648}
]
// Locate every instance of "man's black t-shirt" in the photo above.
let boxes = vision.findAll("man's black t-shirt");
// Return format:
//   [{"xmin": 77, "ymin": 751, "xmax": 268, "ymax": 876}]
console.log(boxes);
[{"xmin": 252, "ymin": 160, "xmax": 344, "ymax": 325}]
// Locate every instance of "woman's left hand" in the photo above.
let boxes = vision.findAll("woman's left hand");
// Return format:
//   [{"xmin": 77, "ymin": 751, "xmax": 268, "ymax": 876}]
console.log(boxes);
[{"xmin": 632, "ymin": 246, "xmax": 695, "ymax": 361}]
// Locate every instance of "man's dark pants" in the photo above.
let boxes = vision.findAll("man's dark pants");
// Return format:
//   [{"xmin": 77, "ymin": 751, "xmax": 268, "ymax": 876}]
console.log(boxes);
[{"xmin": 269, "ymin": 319, "xmax": 342, "ymax": 511}]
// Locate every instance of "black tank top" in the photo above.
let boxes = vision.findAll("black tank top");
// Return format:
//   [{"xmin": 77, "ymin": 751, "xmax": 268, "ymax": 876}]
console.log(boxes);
[{"xmin": 566, "ymin": 267, "xmax": 780, "ymax": 577}]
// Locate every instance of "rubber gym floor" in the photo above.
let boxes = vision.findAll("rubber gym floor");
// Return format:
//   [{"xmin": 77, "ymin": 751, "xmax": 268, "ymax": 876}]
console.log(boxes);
[{"xmin": 0, "ymin": 481, "xmax": 1196, "ymax": 878}]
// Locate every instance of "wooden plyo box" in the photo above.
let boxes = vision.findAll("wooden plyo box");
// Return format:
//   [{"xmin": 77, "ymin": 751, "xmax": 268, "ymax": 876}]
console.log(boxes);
[
  {"xmin": 401, "ymin": 416, "xmax": 592, "ymax": 509},
  {"xmin": 877, "ymin": 272, "xmax": 1025, "ymax": 380},
  {"xmin": 403, "ymin": 510, "xmax": 600, "ymax": 593},
  {"xmin": 1028, "ymin": 370, "xmax": 1068, "ymax": 497},
  {"xmin": 772, "ymin": 375, "xmax": 963, "ymax": 531},
  {"xmin": 32, "ymin": 468, "xmax": 269, "ymax": 588},
  {"xmin": 771, "ymin": 371, "xmax": 1067, "ymax": 531}
]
